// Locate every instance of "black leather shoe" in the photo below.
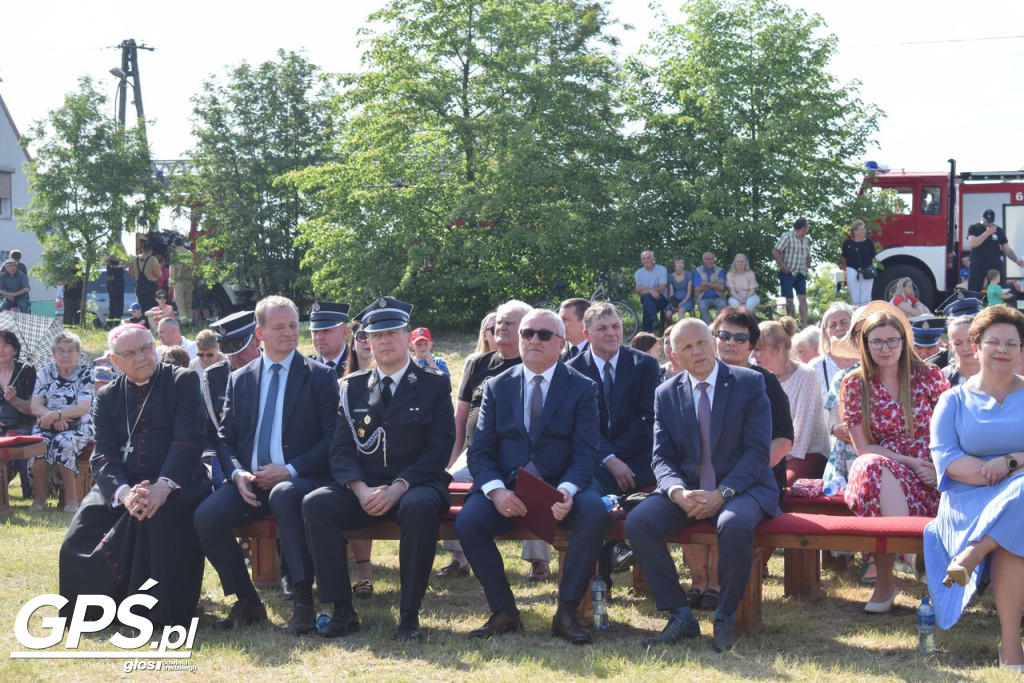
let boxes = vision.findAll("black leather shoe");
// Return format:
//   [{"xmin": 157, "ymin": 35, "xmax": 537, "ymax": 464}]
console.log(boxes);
[
  {"xmin": 551, "ymin": 604, "xmax": 592, "ymax": 644},
  {"xmin": 642, "ymin": 611, "xmax": 700, "ymax": 646},
  {"xmin": 394, "ymin": 610, "xmax": 422, "ymax": 641},
  {"xmin": 712, "ymin": 614, "xmax": 737, "ymax": 652},
  {"xmin": 213, "ymin": 597, "xmax": 267, "ymax": 631},
  {"xmin": 468, "ymin": 608, "xmax": 522, "ymax": 639},
  {"xmin": 280, "ymin": 573, "xmax": 295, "ymax": 600},
  {"xmin": 609, "ymin": 541, "xmax": 635, "ymax": 573},
  {"xmin": 321, "ymin": 606, "xmax": 360, "ymax": 638},
  {"xmin": 287, "ymin": 603, "xmax": 316, "ymax": 636}
]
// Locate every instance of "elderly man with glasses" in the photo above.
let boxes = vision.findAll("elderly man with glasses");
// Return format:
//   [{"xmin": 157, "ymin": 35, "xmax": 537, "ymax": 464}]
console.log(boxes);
[{"xmin": 456, "ymin": 308, "xmax": 607, "ymax": 644}]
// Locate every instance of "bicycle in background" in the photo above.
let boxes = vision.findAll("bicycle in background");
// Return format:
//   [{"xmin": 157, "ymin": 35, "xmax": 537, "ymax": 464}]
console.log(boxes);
[{"xmin": 534, "ymin": 270, "xmax": 639, "ymax": 341}]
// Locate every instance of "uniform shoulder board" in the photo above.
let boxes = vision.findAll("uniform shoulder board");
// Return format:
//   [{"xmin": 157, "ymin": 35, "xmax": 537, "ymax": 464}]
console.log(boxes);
[
  {"xmin": 208, "ymin": 358, "xmax": 230, "ymax": 371},
  {"xmin": 342, "ymin": 367, "xmax": 373, "ymax": 383},
  {"xmin": 418, "ymin": 364, "xmax": 446, "ymax": 377}
]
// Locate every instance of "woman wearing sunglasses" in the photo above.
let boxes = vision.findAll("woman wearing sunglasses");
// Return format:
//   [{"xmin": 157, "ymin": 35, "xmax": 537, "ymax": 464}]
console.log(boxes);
[
  {"xmin": 678, "ymin": 308, "xmax": 794, "ymax": 612},
  {"xmin": 838, "ymin": 309, "xmax": 949, "ymax": 612}
]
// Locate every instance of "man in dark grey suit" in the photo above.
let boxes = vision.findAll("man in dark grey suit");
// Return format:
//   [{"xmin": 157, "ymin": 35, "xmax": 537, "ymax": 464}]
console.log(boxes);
[
  {"xmin": 567, "ymin": 301, "xmax": 659, "ymax": 587},
  {"xmin": 193, "ymin": 296, "xmax": 339, "ymax": 635},
  {"xmin": 626, "ymin": 318, "xmax": 775, "ymax": 652},
  {"xmin": 457, "ymin": 308, "xmax": 606, "ymax": 644}
]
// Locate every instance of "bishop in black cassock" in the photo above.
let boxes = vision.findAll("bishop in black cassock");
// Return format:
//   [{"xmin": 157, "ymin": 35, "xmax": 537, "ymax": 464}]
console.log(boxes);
[{"xmin": 59, "ymin": 325, "xmax": 210, "ymax": 627}]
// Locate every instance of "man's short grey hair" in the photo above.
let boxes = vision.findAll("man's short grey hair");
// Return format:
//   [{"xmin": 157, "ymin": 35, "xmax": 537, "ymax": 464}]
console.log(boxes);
[
  {"xmin": 521, "ymin": 308, "xmax": 566, "ymax": 337},
  {"xmin": 158, "ymin": 317, "xmax": 180, "ymax": 331},
  {"xmin": 496, "ymin": 299, "xmax": 532, "ymax": 320},
  {"xmin": 583, "ymin": 301, "xmax": 620, "ymax": 329},
  {"xmin": 255, "ymin": 295, "xmax": 299, "ymax": 327}
]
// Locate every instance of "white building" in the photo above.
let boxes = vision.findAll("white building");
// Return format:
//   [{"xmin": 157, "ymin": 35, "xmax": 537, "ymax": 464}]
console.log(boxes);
[{"xmin": 0, "ymin": 92, "xmax": 58, "ymax": 314}]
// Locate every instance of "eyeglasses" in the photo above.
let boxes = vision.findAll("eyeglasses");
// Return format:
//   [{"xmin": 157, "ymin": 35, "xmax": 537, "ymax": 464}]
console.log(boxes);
[
  {"xmin": 155, "ymin": 295, "xmax": 166, "ymax": 300},
  {"xmin": 354, "ymin": 330, "xmax": 369, "ymax": 342},
  {"xmin": 520, "ymin": 328, "xmax": 562, "ymax": 342},
  {"xmin": 485, "ymin": 326, "xmax": 495, "ymax": 335},
  {"xmin": 197, "ymin": 352, "xmax": 217, "ymax": 358},
  {"xmin": 114, "ymin": 342, "xmax": 155, "ymax": 360},
  {"xmin": 980, "ymin": 338, "xmax": 1022, "ymax": 351},
  {"xmin": 867, "ymin": 338, "xmax": 902, "ymax": 351},
  {"xmin": 715, "ymin": 330, "xmax": 751, "ymax": 344}
]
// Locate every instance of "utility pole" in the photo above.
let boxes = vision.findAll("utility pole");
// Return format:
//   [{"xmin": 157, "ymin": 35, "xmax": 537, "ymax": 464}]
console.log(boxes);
[{"xmin": 111, "ymin": 39, "xmax": 154, "ymax": 127}]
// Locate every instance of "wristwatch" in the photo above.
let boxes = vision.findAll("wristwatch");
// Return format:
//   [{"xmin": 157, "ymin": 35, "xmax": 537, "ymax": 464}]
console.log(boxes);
[
  {"xmin": 1007, "ymin": 456, "xmax": 1019, "ymax": 471},
  {"xmin": 717, "ymin": 485, "xmax": 736, "ymax": 501}
]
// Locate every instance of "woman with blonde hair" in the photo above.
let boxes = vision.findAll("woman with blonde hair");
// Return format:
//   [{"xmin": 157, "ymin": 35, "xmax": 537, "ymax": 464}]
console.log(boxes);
[
  {"xmin": 751, "ymin": 317, "xmax": 830, "ymax": 484},
  {"xmin": 808, "ymin": 302, "xmax": 856, "ymax": 403},
  {"xmin": 891, "ymin": 277, "xmax": 930, "ymax": 317},
  {"xmin": 726, "ymin": 253, "xmax": 760, "ymax": 311},
  {"xmin": 839, "ymin": 309, "xmax": 949, "ymax": 612},
  {"xmin": 474, "ymin": 312, "xmax": 498, "ymax": 355}
]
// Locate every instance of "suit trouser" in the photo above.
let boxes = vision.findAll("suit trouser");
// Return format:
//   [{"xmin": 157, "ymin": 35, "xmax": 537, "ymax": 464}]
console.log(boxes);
[
  {"xmin": 443, "ymin": 451, "xmax": 551, "ymax": 562},
  {"xmin": 304, "ymin": 483, "xmax": 447, "ymax": 612},
  {"xmin": 625, "ymin": 492, "xmax": 767, "ymax": 617},
  {"xmin": 194, "ymin": 475, "xmax": 326, "ymax": 596},
  {"xmin": 455, "ymin": 482, "xmax": 608, "ymax": 613}
]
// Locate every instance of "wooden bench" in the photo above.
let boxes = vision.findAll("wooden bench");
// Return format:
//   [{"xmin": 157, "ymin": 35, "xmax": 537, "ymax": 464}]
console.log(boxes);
[
  {"xmin": 0, "ymin": 437, "xmax": 47, "ymax": 514},
  {"xmin": 234, "ymin": 486, "xmax": 929, "ymax": 636}
]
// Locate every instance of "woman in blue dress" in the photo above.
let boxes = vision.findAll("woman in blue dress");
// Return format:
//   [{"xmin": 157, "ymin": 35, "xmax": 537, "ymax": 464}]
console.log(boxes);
[{"xmin": 926, "ymin": 305, "xmax": 1024, "ymax": 670}]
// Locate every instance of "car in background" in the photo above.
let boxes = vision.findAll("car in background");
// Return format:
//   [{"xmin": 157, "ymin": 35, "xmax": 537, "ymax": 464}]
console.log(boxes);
[{"xmin": 55, "ymin": 268, "xmax": 139, "ymax": 328}]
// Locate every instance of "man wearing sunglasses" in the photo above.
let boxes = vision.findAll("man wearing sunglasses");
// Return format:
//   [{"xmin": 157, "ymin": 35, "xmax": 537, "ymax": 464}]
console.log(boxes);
[
  {"xmin": 567, "ymin": 301, "xmax": 660, "ymax": 592},
  {"xmin": 457, "ymin": 308, "xmax": 607, "ymax": 644}
]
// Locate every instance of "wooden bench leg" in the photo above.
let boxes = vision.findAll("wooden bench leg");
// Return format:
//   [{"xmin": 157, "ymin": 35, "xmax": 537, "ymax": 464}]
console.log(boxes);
[
  {"xmin": 631, "ymin": 562, "xmax": 650, "ymax": 597},
  {"xmin": 0, "ymin": 463, "xmax": 11, "ymax": 514},
  {"xmin": 736, "ymin": 548, "xmax": 764, "ymax": 635},
  {"xmin": 822, "ymin": 550, "xmax": 851, "ymax": 573},
  {"xmin": 783, "ymin": 548, "xmax": 823, "ymax": 598},
  {"xmin": 248, "ymin": 537, "xmax": 281, "ymax": 588}
]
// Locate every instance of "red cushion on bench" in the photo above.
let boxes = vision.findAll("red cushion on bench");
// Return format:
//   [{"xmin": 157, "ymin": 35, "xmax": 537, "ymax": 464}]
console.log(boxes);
[
  {"xmin": 0, "ymin": 435, "xmax": 45, "ymax": 446},
  {"xmin": 449, "ymin": 483, "xmax": 472, "ymax": 495},
  {"xmin": 783, "ymin": 494, "xmax": 847, "ymax": 507},
  {"xmin": 759, "ymin": 513, "xmax": 931, "ymax": 537}
]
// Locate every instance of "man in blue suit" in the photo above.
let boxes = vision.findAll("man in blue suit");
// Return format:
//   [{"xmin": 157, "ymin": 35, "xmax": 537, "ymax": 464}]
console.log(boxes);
[
  {"xmin": 193, "ymin": 295, "xmax": 339, "ymax": 635},
  {"xmin": 626, "ymin": 318, "xmax": 775, "ymax": 652},
  {"xmin": 567, "ymin": 302, "xmax": 659, "ymax": 587},
  {"xmin": 457, "ymin": 308, "xmax": 607, "ymax": 644}
]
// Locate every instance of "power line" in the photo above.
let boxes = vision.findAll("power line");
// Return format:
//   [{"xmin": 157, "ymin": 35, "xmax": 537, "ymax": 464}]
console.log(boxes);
[{"xmin": 850, "ymin": 33, "xmax": 1024, "ymax": 48}]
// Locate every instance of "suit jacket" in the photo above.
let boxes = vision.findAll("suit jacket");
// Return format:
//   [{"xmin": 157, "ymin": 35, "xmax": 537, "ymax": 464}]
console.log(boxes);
[
  {"xmin": 652, "ymin": 359, "xmax": 777, "ymax": 515},
  {"xmin": 309, "ymin": 348, "xmax": 347, "ymax": 378},
  {"xmin": 567, "ymin": 345, "xmax": 658, "ymax": 477},
  {"xmin": 218, "ymin": 350, "xmax": 339, "ymax": 478},
  {"xmin": 330, "ymin": 361, "xmax": 455, "ymax": 496},
  {"xmin": 467, "ymin": 361, "xmax": 600, "ymax": 493}
]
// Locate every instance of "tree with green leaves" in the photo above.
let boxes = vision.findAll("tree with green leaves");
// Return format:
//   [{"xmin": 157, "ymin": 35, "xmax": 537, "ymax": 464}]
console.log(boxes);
[
  {"xmin": 181, "ymin": 49, "xmax": 337, "ymax": 300},
  {"xmin": 17, "ymin": 76, "xmax": 157, "ymax": 321},
  {"xmin": 622, "ymin": 0, "xmax": 888, "ymax": 278},
  {"xmin": 289, "ymin": 0, "xmax": 630, "ymax": 326}
]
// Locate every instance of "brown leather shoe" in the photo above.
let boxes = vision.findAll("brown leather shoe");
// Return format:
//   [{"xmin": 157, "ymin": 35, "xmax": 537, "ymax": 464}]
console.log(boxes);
[
  {"xmin": 527, "ymin": 561, "xmax": 551, "ymax": 582},
  {"xmin": 436, "ymin": 560, "xmax": 470, "ymax": 578},
  {"xmin": 213, "ymin": 597, "xmax": 267, "ymax": 631},
  {"xmin": 551, "ymin": 604, "xmax": 592, "ymax": 644},
  {"xmin": 468, "ymin": 608, "xmax": 523, "ymax": 639},
  {"xmin": 287, "ymin": 603, "xmax": 316, "ymax": 636}
]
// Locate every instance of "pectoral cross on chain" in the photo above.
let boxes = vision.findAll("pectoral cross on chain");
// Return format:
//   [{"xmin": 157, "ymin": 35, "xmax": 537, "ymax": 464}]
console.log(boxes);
[{"xmin": 121, "ymin": 442, "xmax": 134, "ymax": 459}]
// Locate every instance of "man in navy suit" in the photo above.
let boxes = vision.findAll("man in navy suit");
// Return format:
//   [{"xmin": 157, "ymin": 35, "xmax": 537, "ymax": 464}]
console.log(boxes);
[
  {"xmin": 625, "ymin": 318, "xmax": 775, "ymax": 652},
  {"xmin": 567, "ymin": 302, "xmax": 659, "ymax": 587},
  {"xmin": 456, "ymin": 308, "xmax": 607, "ymax": 644},
  {"xmin": 193, "ymin": 296, "xmax": 339, "ymax": 635}
]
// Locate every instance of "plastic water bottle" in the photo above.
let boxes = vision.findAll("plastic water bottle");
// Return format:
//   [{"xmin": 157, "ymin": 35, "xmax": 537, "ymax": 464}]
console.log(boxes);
[
  {"xmin": 823, "ymin": 476, "xmax": 847, "ymax": 497},
  {"xmin": 917, "ymin": 595, "xmax": 936, "ymax": 653},
  {"xmin": 601, "ymin": 494, "xmax": 620, "ymax": 512},
  {"xmin": 315, "ymin": 611, "xmax": 331, "ymax": 634},
  {"xmin": 591, "ymin": 575, "xmax": 610, "ymax": 630}
]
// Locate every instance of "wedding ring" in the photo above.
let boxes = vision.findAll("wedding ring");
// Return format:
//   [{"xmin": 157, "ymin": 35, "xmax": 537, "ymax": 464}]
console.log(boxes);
[{"xmin": 506, "ymin": 508, "xmax": 511, "ymax": 513}]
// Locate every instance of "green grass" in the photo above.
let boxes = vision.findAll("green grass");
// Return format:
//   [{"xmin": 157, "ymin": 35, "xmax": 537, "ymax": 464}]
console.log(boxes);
[{"xmin": 1, "ymin": 329, "xmax": 1016, "ymax": 681}]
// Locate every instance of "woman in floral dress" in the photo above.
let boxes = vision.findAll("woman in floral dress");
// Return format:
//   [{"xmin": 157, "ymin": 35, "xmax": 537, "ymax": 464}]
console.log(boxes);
[{"xmin": 839, "ymin": 309, "xmax": 949, "ymax": 612}]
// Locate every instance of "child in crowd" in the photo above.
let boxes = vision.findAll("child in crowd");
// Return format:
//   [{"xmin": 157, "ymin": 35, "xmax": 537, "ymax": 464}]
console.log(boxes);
[
  {"xmin": 126, "ymin": 302, "xmax": 149, "ymax": 328},
  {"xmin": 985, "ymin": 269, "xmax": 1013, "ymax": 307},
  {"xmin": 409, "ymin": 327, "xmax": 450, "ymax": 376}
]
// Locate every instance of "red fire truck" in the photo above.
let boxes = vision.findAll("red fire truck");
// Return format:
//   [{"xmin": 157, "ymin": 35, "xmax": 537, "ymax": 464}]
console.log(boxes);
[{"xmin": 863, "ymin": 159, "xmax": 1024, "ymax": 308}]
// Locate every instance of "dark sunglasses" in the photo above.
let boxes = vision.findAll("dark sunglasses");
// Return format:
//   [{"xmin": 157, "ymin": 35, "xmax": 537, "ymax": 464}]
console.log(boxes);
[
  {"xmin": 520, "ymin": 328, "xmax": 561, "ymax": 342},
  {"xmin": 196, "ymin": 352, "xmax": 217, "ymax": 358},
  {"xmin": 716, "ymin": 330, "xmax": 751, "ymax": 344},
  {"xmin": 354, "ymin": 330, "xmax": 369, "ymax": 342},
  {"xmin": 485, "ymin": 326, "xmax": 495, "ymax": 334}
]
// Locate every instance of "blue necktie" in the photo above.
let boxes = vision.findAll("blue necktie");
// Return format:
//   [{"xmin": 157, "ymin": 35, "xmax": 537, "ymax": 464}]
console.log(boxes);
[
  {"xmin": 697, "ymin": 381, "xmax": 716, "ymax": 491},
  {"xmin": 256, "ymin": 363, "xmax": 282, "ymax": 468}
]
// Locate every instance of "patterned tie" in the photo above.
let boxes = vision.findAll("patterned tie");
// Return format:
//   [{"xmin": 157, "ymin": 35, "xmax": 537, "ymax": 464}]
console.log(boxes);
[
  {"xmin": 381, "ymin": 376, "xmax": 393, "ymax": 409},
  {"xmin": 697, "ymin": 381, "xmax": 716, "ymax": 491},
  {"xmin": 602, "ymin": 362, "xmax": 614, "ymax": 430},
  {"xmin": 256, "ymin": 363, "xmax": 282, "ymax": 467},
  {"xmin": 528, "ymin": 375, "xmax": 544, "ymax": 431}
]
